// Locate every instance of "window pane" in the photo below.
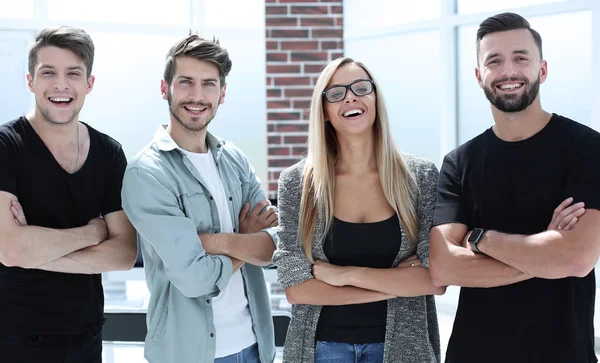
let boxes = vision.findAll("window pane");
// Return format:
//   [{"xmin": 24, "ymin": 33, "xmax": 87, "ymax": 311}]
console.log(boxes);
[
  {"xmin": 48, "ymin": 0, "xmax": 190, "ymax": 26},
  {"xmin": 79, "ymin": 33, "xmax": 184, "ymax": 159},
  {"xmin": 346, "ymin": 31, "xmax": 442, "ymax": 165},
  {"xmin": 204, "ymin": 0, "xmax": 263, "ymax": 29},
  {"xmin": 345, "ymin": 0, "xmax": 440, "ymax": 37},
  {"xmin": 0, "ymin": 0, "xmax": 34, "ymax": 20},
  {"xmin": 457, "ymin": 11, "xmax": 592, "ymax": 144},
  {"xmin": 458, "ymin": 0, "xmax": 566, "ymax": 15},
  {"xmin": 0, "ymin": 33, "xmax": 33, "ymax": 123}
]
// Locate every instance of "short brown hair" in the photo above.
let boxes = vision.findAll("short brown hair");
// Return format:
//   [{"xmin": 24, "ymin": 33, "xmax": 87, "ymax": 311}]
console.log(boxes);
[
  {"xmin": 163, "ymin": 33, "xmax": 232, "ymax": 87},
  {"xmin": 28, "ymin": 26, "xmax": 95, "ymax": 78},
  {"xmin": 476, "ymin": 12, "xmax": 543, "ymax": 64}
]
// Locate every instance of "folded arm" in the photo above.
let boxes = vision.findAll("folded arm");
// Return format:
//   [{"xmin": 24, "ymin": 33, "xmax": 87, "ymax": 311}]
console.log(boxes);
[
  {"xmin": 38, "ymin": 210, "xmax": 137, "ymax": 274},
  {"xmin": 0, "ymin": 191, "xmax": 105, "ymax": 268},
  {"xmin": 122, "ymin": 167, "xmax": 234, "ymax": 298}
]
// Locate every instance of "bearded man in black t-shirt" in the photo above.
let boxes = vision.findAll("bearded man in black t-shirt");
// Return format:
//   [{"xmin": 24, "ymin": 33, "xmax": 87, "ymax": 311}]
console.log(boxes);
[
  {"xmin": 430, "ymin": 12, "xmax": 600, "ymax": 363},
  {"xmin": 0, "ymin": 26, "xmax": 137, "ymax": 363}
]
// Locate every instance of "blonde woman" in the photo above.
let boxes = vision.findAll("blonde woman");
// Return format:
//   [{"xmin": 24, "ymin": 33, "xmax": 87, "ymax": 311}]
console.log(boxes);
[{"xmin": 273, "ymin": 57, "xmax": 444, "ymax": 363}]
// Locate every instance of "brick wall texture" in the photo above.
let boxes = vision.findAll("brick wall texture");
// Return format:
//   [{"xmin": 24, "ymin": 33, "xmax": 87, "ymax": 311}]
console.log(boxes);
[{"xmin": 265, "ymin": 0, "xmax": 344, "ymax": 199}]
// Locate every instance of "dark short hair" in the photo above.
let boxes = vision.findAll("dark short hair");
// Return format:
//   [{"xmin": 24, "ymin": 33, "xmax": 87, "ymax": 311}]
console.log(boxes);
[
  {"xmin": 163, "ymin": 33, "xmax": 232, "ymax": 87},
  {"xmin": 28, "ymin": 26, "xmax": 95, "ymax": 78},
  {"xmin": 476, "ymin": 12, "xmax": 543, "ymax": 63}
]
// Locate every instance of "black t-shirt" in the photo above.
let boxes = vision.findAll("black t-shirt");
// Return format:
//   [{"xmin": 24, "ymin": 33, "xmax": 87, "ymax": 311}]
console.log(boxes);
[
  {"xmin": 315, "ymin": 214, "xmax": 401, "ymax": 343},
  {"xmin": 433, "ymin": 114, "xmax": 600, "ymax": 363},
  {"xmin": 0, "ymin": 117, "xmax": 127, "ymax": 335}
]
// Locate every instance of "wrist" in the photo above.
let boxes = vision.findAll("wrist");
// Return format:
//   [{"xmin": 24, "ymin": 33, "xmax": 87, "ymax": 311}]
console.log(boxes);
[{"xmin": 343, "ymin": 266, "xmax": 361, "ymax": 286}]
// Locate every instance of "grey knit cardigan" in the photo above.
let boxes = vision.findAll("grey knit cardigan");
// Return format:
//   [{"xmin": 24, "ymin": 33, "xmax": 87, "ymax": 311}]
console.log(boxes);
[{"xmin": 272, "ymin": 154, "xmax": 441, "ymax": 363}]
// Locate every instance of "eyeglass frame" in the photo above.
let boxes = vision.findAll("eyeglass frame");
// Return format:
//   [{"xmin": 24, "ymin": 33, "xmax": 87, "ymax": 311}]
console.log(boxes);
[{"xmin": 322, "ymin": 79, "xmax": 376, "ymax": 103}]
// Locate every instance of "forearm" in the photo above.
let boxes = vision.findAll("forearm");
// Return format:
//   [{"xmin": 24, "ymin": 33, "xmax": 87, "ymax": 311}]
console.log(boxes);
[
  {"xmin": 5, "ymin": 224, "xmax": 102, "ymax": 268},
  {"xmin": 345, "ymin": 266, "xmax": 446, "ymax": 296},
  {"xmin": 479, "ymin": 230, "xmax": 585, "ymax": 279},
  {"xmin": 200, "ymin": 232, "xmax": 275, "ymax": 266},
  {"xmin": 432, "ymin": 244, "xmax": 532, "ymax": 288},
  {"xmin": 36, "ymin": 234, "xmax": 137, "ymax": 274},
  {"xmin": 285, "ymin": 278, "xmax": 393, "ymax": 306}
]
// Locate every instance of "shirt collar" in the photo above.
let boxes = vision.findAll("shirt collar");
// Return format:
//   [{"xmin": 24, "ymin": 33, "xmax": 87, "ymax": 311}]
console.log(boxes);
[{"xmin": 153, "ymin": 125, "xmax": 226, "ymax": 153}]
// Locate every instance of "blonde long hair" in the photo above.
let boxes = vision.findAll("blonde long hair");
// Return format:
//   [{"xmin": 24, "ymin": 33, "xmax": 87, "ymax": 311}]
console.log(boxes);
[{"xmin": 299, "ymin": 57, "xmax": 419, "ymax": 261}]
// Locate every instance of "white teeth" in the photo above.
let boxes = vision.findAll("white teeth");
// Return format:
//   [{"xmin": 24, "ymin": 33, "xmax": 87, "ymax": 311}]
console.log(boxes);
[
  {"xmin": 499, "ymin": 83, "xmax": 522, "ymax": 90},
  {"xmin": 49, "ymin": 97, "xmax": 71, "ymax": 102},
  {"xmin": 185, "ymin": 106, "xmax": 204, "ymax": 112},
  {"xmin": 343, "ymin": 109, "xmax": 364, "ymax": 117}
]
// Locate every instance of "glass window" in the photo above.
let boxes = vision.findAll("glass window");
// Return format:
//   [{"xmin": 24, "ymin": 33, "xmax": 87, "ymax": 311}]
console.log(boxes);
[
  {"xmin": 0, "ymin": 33, "xmax": 33, "ymax": 123},
  {"xmin": 458, "ymin": 0, "xmax": 566, "ymax": 15},
  {"xmin": 79, "ymin": 33, "xmax": 184, "ymax": 159},
  {"xmin": 457, "ymin": 11, "xmax": 592, "ymax": 144},
  {"xmin": 204, "ymin": 0, "xmax": 263, "ymax": 29},
  {"xmin": 345, "ymin": 0, "xmax": 440, "ymax": 38},
  {"xmin": 48, "ymin": 0, "xmax": 190, "ymax": 26},
  {"xmin": 346, "ymin": 30, "xmax": 442, "ymax": 165},
  {"xmin": 0, "ymin": 1, "xmax": 34, "ymax": 20}
]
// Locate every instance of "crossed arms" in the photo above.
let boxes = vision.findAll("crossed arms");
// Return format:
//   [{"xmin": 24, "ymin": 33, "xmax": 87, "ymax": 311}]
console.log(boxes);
[
  {"xmin": 0, "ymin": 191, "xmax": 137, "ymax": 274},
  {"xmin": 430, "ymin": 199, "xmax": 600, "ymax": 288}
]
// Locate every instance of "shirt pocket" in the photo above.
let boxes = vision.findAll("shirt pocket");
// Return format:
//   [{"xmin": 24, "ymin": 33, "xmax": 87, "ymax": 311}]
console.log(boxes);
[{"xmin": 180, "ymin": 190, "xmax": 214, "ymax": 233}]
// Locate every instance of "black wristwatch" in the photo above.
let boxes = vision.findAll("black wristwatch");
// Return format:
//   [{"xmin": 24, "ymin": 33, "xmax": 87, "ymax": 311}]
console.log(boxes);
[{"xmin": 468, "ymin": 228, "xmax": 486, "ymax": 254}]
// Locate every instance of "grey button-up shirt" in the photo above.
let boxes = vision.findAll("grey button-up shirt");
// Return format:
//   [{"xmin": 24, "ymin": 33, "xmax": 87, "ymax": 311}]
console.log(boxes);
[{"xmin": 122, "ymin": 126, "xmax": 276, "ymax": 363}]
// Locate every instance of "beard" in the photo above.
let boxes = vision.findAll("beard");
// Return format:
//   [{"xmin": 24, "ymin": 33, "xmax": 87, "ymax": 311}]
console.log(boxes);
[
  {"xmin": 167, "ymin": 89, "xmax": 218, "ymax": 132},
  {"xmin": 36, "ymin": 99, "xmax": 81, "ymax": 125},
  {"xmin": 483, "ymin": 75, "xmax": 540, "ymax": 113}
]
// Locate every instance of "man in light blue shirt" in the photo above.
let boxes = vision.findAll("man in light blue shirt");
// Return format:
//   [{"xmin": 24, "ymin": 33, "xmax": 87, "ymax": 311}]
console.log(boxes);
[{"xmin": 121, "ymin": 34, "xmax": 277, "ymax": 363}]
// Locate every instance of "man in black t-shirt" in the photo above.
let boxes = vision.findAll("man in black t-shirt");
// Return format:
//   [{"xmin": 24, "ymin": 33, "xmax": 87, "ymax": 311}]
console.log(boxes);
[
  {"xmin": 430, "ymin": 12, "xmax": 600, "ymax": 363},
  {"xmin": 0, "ymin": 26, "xmax": 137, "ymax": 363}
]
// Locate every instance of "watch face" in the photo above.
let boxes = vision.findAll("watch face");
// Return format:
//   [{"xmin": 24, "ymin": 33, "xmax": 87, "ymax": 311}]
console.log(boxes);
[{"xmin": 468, "ymin": 228, "xmax": 484, "ymax": 242}]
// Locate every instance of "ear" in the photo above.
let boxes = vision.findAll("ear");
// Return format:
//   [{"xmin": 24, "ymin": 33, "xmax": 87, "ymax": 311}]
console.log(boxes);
[
  {"xmin": 26, "ymin": 73, "xmax": 34, "ymax": 92},
  {"xmin": 219, "ymin": 83, "xmax": 227, "ymax": 105},
  {"xmin": 86, "ymin": 75, "xmax": 95, "ymax": 94},
  {"xmin": 160, "ymin": 80, "xmax": 169, "ymax": 100},
  {"xmin": 475, "ymin": 67, "xmax": 483, "ymax": 89},
  {"xmin": 539, "ymin": 60, "xmax": 548, "ymax": 85}
]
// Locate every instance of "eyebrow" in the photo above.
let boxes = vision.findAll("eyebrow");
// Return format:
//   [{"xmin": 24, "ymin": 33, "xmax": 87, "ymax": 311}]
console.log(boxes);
[
  {"xmin": 484, "ymin": 49, "xmax": 530, "ymax": 62},
  {"xmin": 176, "ymin": 75, "xmax": 219, "ymax": 83},
  {"xmin": 39, "ymin": 65, "xmax": 85, "ymax": 72}
]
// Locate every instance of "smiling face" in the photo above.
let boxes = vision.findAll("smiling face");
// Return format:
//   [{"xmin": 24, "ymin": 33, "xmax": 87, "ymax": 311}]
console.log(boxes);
[
  {"xmin": 476, "ymin": 28, "xmax": 547, "ymax": 113},
  {"xmin": 323, "ymin": 63, "xmax": 377, "ymax": 137},
  {"xmin": 161, "ymin": 56, "xmax": 226, "ymax": 133},
  {"xmin": 27, "ymin": 46, "xmax": 94, "ymax": 125}
]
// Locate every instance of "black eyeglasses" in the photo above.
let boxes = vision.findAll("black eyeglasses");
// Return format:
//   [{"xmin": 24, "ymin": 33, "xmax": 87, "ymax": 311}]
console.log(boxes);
[{"xmin": 322, "ymin": 79, "xmax": 375, "ymax": 103}]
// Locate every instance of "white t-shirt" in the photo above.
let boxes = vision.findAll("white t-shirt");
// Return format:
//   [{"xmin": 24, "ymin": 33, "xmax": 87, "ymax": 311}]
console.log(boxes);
[{"xmin": 181, "ymin": 148, "xmax": 256, "ymax": 358}]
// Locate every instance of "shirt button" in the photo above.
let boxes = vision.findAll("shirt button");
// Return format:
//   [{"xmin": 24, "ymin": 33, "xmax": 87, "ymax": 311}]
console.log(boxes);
[
  {"xmin": 214, "ymin": 230, "xmax": 219, "ymax": 233},
  {"xmin": 229, "ymin": 197, "xmax": 232, "ymax": 201},
  {"xmin": 233, "ymin": 228, "xmax": 236, "ymax": 232},
  {"xmin": 210, "ymin": 333, "xmax": 215, "ymax": 337},
  {"xmin": 209, "ymin": 196, "xmax": 213, "ymax": 200},
  {"xmin": 206, "ymin": 299, "xmax": 210, "ymax": 304}
]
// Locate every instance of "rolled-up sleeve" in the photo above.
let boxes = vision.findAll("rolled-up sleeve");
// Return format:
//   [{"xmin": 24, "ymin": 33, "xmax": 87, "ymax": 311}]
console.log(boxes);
[
  {"xmin": 415, "ymin": 160, "xmax": 440, "ymax": 268},
  {"xmin": 122, "ymin": 166, "xmax": 233, "ymax": 298},
  {"xmin": 272, "ymin": 165, "xmax": 313, "ymax": 289}
]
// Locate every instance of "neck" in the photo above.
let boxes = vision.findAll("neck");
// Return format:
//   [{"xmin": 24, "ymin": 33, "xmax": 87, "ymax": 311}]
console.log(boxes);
[
  {"xmin": 336, "ymin": 131, "xmax": 377, "ymax": 175},
  {"xmin": 27, "ymin": 111, "xmax": 79, "ymax": 144},
  {"xmin": 490, "ymin": 98, "xmax": 551, "ymax": 141},
  {"xmin": 166, "ymin": 121, "xmax": 208, "ymax": 153}
]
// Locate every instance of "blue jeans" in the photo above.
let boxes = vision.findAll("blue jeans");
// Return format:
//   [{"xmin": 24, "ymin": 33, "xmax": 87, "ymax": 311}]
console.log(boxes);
[
  {"xmin": 214, "ymin": 343, "xmax": 260, "ymax": 363},
  {"xmin": 314, "ymin": 341, "xmax": 384, "ymax": 363}
]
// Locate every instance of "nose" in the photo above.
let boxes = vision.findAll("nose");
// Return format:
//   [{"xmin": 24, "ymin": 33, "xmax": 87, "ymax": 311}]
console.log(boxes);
[
  {"xmin": 53, "ymin": 74, "xmax": 69, "ymax": 91},
  {"xmin": 343, "ymin": 89, "xmax": 358, "ymax": 103},
  {"xmin": 188, "ymin": 85, "xmax": 205, "ymax": 102}
]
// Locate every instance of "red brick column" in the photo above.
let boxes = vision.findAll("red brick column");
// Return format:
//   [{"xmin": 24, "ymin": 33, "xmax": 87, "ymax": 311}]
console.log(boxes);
[{"xmin": 265, "ymin": 0, "xmax": 344, "ymax": 199}]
